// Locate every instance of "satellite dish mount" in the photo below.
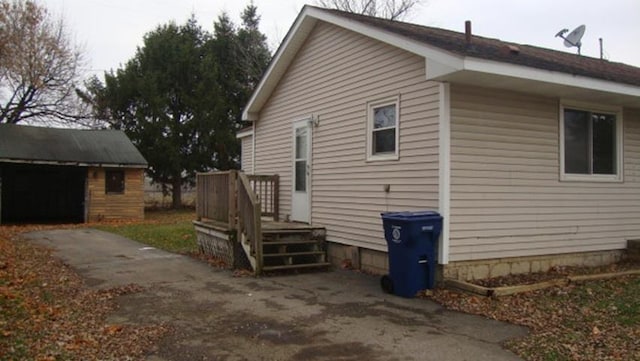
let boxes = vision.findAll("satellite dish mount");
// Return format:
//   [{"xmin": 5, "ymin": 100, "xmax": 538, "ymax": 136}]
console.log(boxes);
[{"xmin": 555, "ymin": 25, "xmax": 586, "ymax": 55}]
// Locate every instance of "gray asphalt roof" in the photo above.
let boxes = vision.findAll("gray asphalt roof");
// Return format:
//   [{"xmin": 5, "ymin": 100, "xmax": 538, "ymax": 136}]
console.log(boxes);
[
  {"xmin": 0, "ymin": 124, "xmax": 147, "ymax": 167},
  {"xmin": 318, "ymin": 7, "xmax": 640, "ymax": 87}
]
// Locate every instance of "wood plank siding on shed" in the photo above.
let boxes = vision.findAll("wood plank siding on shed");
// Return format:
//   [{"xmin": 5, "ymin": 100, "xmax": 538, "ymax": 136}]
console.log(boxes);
[
  {"xmin": 449, "ymin": 84, "xmax": 640, "ymax": 261},
  {"xmin": 254, "ymin": 21, "xmax": 441, "ymax": 251},
  {"xmin": 87, "ymin": 168, "xmax": 144, "ymax": 221}
]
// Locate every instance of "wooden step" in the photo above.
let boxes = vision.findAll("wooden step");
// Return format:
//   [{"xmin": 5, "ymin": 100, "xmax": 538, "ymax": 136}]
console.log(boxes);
[
  {"xmin": 263, "ymin": 251, "xmax": 325, "ymax": 258},
  {"xmin": 263, "ymin": 228, "xmax": 315, "ymax": 234},
  {"xmin": 262, "ymin": 239, "xmax": 319, "ymax": 246},
  {"xmin": 262, "ymin": 262, "xmax": 331, "ymax": 272}
]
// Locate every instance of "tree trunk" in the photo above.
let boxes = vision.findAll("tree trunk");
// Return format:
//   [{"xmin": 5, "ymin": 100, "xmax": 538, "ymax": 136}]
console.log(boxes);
[{"xmin": 172, "ymin": 178, "xmax": 182, "ymax": 209}]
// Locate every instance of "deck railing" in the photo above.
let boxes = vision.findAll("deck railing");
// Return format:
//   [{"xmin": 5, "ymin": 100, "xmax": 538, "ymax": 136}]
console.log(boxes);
[
  {"xmin": 237, "ymin": 172, "xmax": 263, "ymax": 273},
  {"xmin": 248, "ymin": 174, "xmax": 279, "ymax": 221},
  {"xmin": 195, "ymin": 170, "xmax": 279, "ymax": 274},
  {"xmin": 195, "ymin": 171, "xmax": 236, "ymax": 225}
]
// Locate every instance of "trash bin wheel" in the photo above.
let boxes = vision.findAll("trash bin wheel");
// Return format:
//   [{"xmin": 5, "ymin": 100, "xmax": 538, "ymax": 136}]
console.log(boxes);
[{"xmin": 380, "ymin": 275, "xmax": 394, "ymax": 294}]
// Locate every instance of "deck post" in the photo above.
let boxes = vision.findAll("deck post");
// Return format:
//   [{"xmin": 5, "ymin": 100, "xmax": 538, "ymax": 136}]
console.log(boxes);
[
  {"xmin": 228, "ymin": 170, "xmax": 238, "ymax": 230},
  {"xmin": 273, "ymin": 175, "xmax": 279, "ymax": 221},
  {"xmin": 254, "ymin": 198, "xmax": 263, "ymax": 274}
]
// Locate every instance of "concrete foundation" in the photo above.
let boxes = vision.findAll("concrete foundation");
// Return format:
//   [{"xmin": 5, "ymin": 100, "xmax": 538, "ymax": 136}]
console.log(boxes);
[{"xmin": 326, "ymin": 241, "xmax": 627, "ymax": 282}]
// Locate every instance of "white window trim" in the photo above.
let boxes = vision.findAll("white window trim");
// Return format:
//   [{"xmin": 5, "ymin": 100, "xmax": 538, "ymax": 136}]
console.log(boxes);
[
  {"xmin": 366, "ymin": 96, "xmax": 400, "ymax": 161},
  {"xmin": 559, "ymin": 100, "xmax": 623, "ymax": 182}
]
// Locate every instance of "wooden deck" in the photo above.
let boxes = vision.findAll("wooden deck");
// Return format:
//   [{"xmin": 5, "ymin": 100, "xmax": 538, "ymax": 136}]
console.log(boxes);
[
  {"xmin": 195, "ymin": 171, "xmax": 328, "ymax": 274},
  {"xmin": 194, "ymin": 218, "xmax": 321, "ymax": 232}
]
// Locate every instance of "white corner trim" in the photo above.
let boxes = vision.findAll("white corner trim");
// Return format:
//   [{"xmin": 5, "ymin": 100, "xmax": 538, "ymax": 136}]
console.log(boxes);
[
  {"xmin": 464, "ymin": 57, "xmax": 640, "ymax": 98},
  {"xmin": 251, "ymin": 122, "xmax": 256, "ymax": 175},
  {"xmin": 438, "ymin": 82, "xmax": 451, "ymax": 265}
]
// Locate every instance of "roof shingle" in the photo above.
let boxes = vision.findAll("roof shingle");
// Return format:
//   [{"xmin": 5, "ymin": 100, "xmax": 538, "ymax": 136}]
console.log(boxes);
[{"xmin": 0, "ymin": 124, "xmax": 147, "ymax": 167}]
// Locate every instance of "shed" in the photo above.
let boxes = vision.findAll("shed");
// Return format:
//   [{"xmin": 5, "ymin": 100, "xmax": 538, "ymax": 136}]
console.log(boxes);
[
  {"xmin": 0, "ymin": 124, "xmax": 147, "ymax": 224},
  {"xmin": 237, "ymin": 6, "xmax": 640, "ymax": 280}
]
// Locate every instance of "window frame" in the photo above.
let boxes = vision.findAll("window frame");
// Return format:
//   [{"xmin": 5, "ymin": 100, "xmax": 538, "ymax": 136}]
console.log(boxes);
[
  {"xmin": 559, "ymin": 101, "xmax": 623, "ymax": 182},
  {"xmin": 105, "ymin": 169, "xmax": 126, "ymax": 194},
  {"xmin": 366, "ymin": 96, "xmax": 400, "ymax": 162}
]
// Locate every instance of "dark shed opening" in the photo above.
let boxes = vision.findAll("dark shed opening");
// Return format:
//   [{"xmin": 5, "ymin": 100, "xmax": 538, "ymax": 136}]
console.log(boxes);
[{"xmin": 1, "ymin": 163, "xmax": 86, "ymax": 224}]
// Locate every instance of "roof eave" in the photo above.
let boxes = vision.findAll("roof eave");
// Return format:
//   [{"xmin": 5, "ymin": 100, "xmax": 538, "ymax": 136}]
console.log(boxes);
[
  {"xmin": 243, "ymin": 6, "xmax": 640, "ymax": 121},
  {"xmin": 431, "ymin": 56, "xmax": 640, "ymax": 107},
  {"xmin": 0, "ymin": 158, "xmax": 148, "ymax": 168}
]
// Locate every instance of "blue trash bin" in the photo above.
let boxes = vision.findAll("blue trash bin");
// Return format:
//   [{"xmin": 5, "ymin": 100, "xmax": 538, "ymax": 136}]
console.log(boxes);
[{"xmin": 380, "ymin": 211, "xmax": 442, "ymax": 297}]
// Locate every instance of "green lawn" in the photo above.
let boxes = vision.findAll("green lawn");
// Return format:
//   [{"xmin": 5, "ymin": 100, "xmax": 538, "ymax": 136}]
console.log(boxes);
[{"xmin": 95, "ymin": 209, "xmax": 198, "ymax": 254}]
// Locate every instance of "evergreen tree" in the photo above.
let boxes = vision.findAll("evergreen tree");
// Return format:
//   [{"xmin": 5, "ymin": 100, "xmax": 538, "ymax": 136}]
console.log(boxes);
[{"xmin": 81, "ymin": 5, "xmax": 271, "ymax": 208}]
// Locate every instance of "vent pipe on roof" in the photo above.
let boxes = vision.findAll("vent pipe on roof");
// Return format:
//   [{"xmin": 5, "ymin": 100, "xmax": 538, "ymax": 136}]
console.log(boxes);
[{"xmin": 465, "ymin": 20, "xmax": 472, "ymax": 45}]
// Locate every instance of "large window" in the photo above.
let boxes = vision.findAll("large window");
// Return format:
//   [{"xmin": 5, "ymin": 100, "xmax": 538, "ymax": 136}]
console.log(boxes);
[
  {"xmin": 367, "ymin": 97, "xmax": 399, "ymax": 161},
  {"xmin": 105, "ymin": 169, "xmax": 125, "ymax": 194},
  {"xmin": 561, "ymin": 105, "xmax": 622, "ymax": 181}
]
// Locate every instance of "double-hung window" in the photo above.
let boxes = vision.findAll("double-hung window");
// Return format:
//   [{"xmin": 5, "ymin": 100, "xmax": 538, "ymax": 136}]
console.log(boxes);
[
  {"xmin": 367, "ymin": 97, "xmax": 399, "ymax": 161},
  {"xmin": 561, "ymin": 104, "xmax": 622, "ymax": 181}
]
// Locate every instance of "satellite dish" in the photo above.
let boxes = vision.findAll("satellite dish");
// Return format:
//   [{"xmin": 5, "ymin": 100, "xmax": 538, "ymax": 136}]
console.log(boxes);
[{"xmin": 555, "ymin": 25, "xmax": 586, "ymax": 54}]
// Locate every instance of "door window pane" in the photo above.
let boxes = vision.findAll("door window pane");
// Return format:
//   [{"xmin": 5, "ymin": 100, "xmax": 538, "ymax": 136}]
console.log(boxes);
[
  {"xmin": 295, "ymin": 160, "xmax": 306, "ymax": 191},
  {"xmin": 295, "ymin": 128, "xmax": 307, "ymax": 159}
]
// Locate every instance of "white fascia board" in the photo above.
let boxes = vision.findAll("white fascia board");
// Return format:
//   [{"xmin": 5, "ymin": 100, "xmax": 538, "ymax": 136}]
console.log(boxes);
[
  {"xmin": 309, "ymin": 8, "xmax": 464, "ymax": 68},
  {"xmin": 236, "ymin": 129, "xmax": 253, "ymax": 139},
  {"xmin": 242, "ymin": 7, "xmax": 317, "ymax": 121},
  {"xmin": 242, "ymin": 6, "xmax": 464, "ymax": 121},
  {"xmin": 464, "ymin": 57, "xmax": 640, "ymax": 98}
]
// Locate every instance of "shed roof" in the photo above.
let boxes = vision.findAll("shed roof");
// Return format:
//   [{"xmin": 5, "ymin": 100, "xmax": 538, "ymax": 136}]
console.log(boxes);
[{"xmin": 0, "ymin": 124, "xmax": 148, "ymax": 167}]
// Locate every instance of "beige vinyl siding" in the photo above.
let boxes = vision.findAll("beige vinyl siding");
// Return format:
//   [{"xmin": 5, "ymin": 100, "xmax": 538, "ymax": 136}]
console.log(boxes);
[
  {"xmin": 449, "ymin": 84, "xmax": 640, "ymax": 261},
  {"xmin": 254, "ymin": 21, "xmax": 440, "ymax": 251},
  {"xmin": 240, "ymin": 135, "xmax": 253, "ymax": 173}
]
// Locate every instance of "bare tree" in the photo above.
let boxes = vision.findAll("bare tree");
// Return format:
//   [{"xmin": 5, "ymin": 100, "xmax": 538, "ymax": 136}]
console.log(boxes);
[
  {"xmin": 0, "ymin": 0, "xmax": 86, "ymax": 124},
  {"xmin": 314, "ymin": 0, "xmax": 423, "ymax": 20}
]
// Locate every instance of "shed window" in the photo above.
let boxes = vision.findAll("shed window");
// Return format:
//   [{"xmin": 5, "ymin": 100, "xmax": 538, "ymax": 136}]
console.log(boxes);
[
  {"xmin": 561, "ymin": 105, "xmax": 622, "ymax": 181},
  {"xmin": 105, "ymin": 170, "xmax": 125, "ymax": 194},
  {"xmin": 367, "ymin": 97, "xmax": 399, "ymax": 161}
]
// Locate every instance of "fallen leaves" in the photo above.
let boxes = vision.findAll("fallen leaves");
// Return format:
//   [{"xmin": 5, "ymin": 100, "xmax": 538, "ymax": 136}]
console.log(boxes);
[
  {"xmin": 0, "ymin": 224, "xmax": 168, "ymax": 360},
  {"xmin": 429, "ymin": 272, "xmax": 640, "ymax": 361}
]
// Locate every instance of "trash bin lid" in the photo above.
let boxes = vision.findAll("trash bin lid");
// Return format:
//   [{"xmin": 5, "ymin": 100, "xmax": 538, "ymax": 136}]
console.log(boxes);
[{"xmin": 381, "ymin": 210, "xmax": 441, "ymax": 221}]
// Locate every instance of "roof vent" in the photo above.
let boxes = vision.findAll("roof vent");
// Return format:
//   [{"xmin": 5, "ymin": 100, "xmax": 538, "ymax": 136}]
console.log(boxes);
[
  {"xmin": 465, "ymin": 20, "xmax": 472, "ymax": 45},
  {"xmin": 507, "ymin": 44, "xmax": 520, "ymax": 54}
]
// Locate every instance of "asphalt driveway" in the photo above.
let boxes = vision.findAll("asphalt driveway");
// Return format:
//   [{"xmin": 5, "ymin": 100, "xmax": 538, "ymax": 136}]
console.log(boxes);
[{"xmin": 25, "ymin": 229, "xmax": 527, "ymax": 361}]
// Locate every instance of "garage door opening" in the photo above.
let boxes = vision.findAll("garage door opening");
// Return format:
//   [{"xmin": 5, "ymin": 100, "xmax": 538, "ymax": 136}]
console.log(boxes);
[{"xmin": 1, "ymin": 164, "xmax": 86, "ymax": 224}]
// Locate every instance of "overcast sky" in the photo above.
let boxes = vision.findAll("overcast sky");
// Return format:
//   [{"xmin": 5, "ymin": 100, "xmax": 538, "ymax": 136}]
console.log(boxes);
[{"xmin": 44, "ymin": 0, "xmax": 640, "ymax": 80}]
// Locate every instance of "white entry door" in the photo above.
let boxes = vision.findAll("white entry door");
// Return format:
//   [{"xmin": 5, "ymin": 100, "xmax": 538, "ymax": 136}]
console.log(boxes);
[{"xmin": 291, "ymin": 120, "xmax": 311, "ymax": 223}]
